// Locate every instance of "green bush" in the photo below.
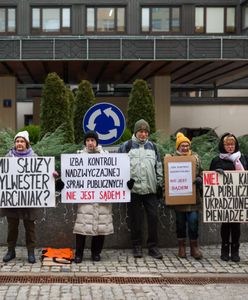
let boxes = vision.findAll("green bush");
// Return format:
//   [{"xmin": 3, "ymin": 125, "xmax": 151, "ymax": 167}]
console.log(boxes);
[
  {"xmin": 0, "ymin": 128, "xmax": 15, "ymax": 156},
  {"xmin": 19, "ymin": 125, "xmax": 40, "ymax": 145},
  {"xmin": 114, "ymin": 127, "xmax": 132, "ymax": 145},
  {"xmin": 40, "ymin": 73, "xmax": 74, "ymax": 143},
  {"xmin": 127, "ymin": 79, "xmax": 156, "ymax": 134},
  {"xmin": 74, "ymin": 80, "xmax": 95, "ymax": 144},
  {"xmin": 1, "ymin": 126, "xmax": 248, "ymax": 172}
]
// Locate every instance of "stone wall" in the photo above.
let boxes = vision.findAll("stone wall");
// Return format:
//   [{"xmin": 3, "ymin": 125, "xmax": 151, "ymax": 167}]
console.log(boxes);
[{"xmin": 1, "ymin": 198, "xmax": 248, "ymax": 249}]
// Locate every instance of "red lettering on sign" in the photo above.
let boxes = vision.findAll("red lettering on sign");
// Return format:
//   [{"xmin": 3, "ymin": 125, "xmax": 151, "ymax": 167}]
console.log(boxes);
[
  {"xmin": 66, "ymin": 192, "xmax": 76, "ymax": 200},
  {"xmin": 99, "ymin": 191, "xmax": 121, "ymax": 200},
  {"xmin": 204, "ymin": 173, "xmax": 219, "ymax": 185},
  {"xmin": 80, "ymin": 191, "xmax": 95, "ymax": 200}
]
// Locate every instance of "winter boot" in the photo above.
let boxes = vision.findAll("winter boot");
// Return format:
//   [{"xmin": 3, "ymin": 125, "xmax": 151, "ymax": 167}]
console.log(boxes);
[
  {"xmin": 148, "ymin": 247, "xmax": 163, "ymax": 259},
  {"xmin": 3, "ymin": 248, "xmax": 16, "ymax": 263},
  {"xmin": 178, "ymin": 239, "xmax": 186, "ymax": 258},
  {"xmin": 27, "ymin": 248, "xmax": 36, "ymax": 264},
  {"xmin": 132, "ymin": 245, "xmax": 143, "ymax": 258},
  {"xmin": 190, "ymin": 240, "xmax": 202, "ymax": 260},
  {"xmin": 220, "ymin": 243, "xmax": 230, "ymax": 261},
  {"xmin": 231, "ymin": 243, "xmax": 240, "ymax": 262},
  {"xmin": 74, "ymin": 234, "xmax": 85, "ymax": 263}
]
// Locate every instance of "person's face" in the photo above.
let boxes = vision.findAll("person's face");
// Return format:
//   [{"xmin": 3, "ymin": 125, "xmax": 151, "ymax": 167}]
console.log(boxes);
[
  {"xmin": 224, "ymin": 141, "xmax": 236, "ymax": 154},
  {"xmin": 136, "ymin": 130, "xmax": 149, "ymax": 141},
  {"xmin": 178, "ymin": 142, "xmax": 190, "ymax": 155},
  {"xmin": 15, "ymin": 137, "xmax": 28, "ymax": 152},
  {"xmin": 86, "ymin": 138, "xmax": 97, "ymax": 151}
]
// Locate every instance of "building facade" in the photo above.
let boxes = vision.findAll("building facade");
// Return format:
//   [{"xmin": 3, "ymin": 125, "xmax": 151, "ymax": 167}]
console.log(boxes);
[
  {"xmin": 1, "ymin": 0, "xmax": 248, "ymax": 247},
  {"xmin": 0, "ymin": 0, "xmax": 248, "ymax": 135}
]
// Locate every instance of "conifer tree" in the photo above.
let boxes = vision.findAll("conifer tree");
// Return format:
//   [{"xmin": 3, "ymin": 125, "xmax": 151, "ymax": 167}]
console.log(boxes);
[
  {"xmin": 127, "ymin": 79, "xmax": 156, "ymax": 134},
  {"xmin": 64, "ymin": 87, "xmax": 75, "ymax": 144},
  {"xmin": 40, "ymin": 72, "xmax": 70, "ymax": 141},
  {"xmin": 73, "ymin": 80, "xmax": 95, "ymax": 144}
]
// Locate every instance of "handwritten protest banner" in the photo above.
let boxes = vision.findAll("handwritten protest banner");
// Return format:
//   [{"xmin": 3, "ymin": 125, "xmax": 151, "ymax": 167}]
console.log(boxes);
[
  {"xmin": 0, "ymin": 157, "xmax": 55, "ymax": 208},
  {"xmin": 164, "ymin": 155, "xmax": 196, "ymax": 205},
  {"xmin": 203, "ymin": 171, "xmax": 248, "ymax": 223},
  {"xmin": 61, "ymin": 153, "xmax": 130, "ymax": 203}
]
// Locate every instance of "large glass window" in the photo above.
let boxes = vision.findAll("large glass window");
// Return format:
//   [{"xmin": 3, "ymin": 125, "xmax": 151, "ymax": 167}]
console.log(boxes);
[
  {"xmin": 195, "ymin": 7, "xmax": 204, "ymax": 33},
  {"xmin": 87, "ymin": 7, "xmax": 125, "ymax": 33},
  {"xmin": 243, "ymin": 7, "xmax": 248, "ymax": 29},
  {"xmin": 226, "ymin": 7, "xmax": 235, "ymax": 33},
  {"xmin": 195, "ymin": 7, "xmax": 236, "ymax": 34},
  {"xmin": 0, "ymin": 7, "xmax": 16, "ymax": 34},
  {"xmin": 141, "ymin": 7, "xmax": 181, "ymax": 33},
  {"xmin": 206, "ymin": 8, "xmax": 224, "ymax": 33},
  {"xmin": 31, "ymin": 7, "xmax": 71, "ymax": 34}
]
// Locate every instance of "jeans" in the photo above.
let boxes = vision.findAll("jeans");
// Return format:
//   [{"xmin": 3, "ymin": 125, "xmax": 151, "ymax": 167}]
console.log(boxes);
[
  {"xmin": 175, "ymin": 211, "xmax": 199, "ymax": 240},
  {"xmin": 7, "ymin": 217, "xmax": 36, "ymax": 250},
  {"xmin": 221, "ymin": 222, "xmax": 240, "ymax": 244},
  {"xmin": 128, "ymin": 193, "xmax": 159, "ymax": 248}
]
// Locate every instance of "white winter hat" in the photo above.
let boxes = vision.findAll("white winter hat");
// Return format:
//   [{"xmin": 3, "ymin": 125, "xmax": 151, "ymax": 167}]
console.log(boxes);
[{"xmin": 14, "ymin": 130, "xmax": 30, "ymax": 143}]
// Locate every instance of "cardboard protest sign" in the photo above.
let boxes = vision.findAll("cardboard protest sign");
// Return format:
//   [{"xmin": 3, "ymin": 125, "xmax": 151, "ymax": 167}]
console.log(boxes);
[
  {"xmin": 0, "ymin": 157, "xmax": 55, "ymax": 208},
  {"xmin": 203, "ymin": 171, "xmax": 248, "ymax": 223},
  {"xmin": 164, "ymin": 155, "xmax": 196, "ymax": 205},
  {"xmin": 61, "ymin": 153, "xmax": 130, "ymax": 203}
]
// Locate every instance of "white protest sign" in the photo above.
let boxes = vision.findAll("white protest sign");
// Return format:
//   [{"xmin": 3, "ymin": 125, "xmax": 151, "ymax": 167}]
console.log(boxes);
[
  {"xmin": 61, "ymin": 153, "xmax": 130, "ymax": 203},
  {"xmin": 0, "ymin": 157, "xmax": 56, "ymax": 208},
  {"xmin": 168, "ymin": 161, "xmax": 193, "ymax": 196},
  {"xmin": 203, "ymin": 171, "xmax": 248, "ymax": 223}
]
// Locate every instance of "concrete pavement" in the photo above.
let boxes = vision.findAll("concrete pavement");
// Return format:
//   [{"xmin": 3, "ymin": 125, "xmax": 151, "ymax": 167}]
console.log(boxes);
[{"xmin": 0, "ymin": 243, "xmax": 248, "ymax": 299}]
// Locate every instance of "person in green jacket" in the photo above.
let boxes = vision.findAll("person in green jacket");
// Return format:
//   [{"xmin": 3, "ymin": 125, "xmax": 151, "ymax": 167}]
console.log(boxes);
[{"xmin": 118, "ymin": 119, "xmax": 163, "ymax": 259}]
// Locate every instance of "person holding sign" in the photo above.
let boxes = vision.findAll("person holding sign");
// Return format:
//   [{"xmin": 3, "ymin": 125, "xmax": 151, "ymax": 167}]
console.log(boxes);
[
  {"xmin": 118, "ymin": 119, "xmax": 164, "ymax": 259},
  {"xmin": 210, "ymin": 133, "xmax": 248, "ymax": 262},
  {"xmin": 170, "ymin": 132, "xmax": 203, "ymax": 260},
  {"xmin": 73, "ymin": 131, "xmax": 114, "ymax": 263},
  {"xmin": 0, "ymin": 131, "xmax": 38, "ymax": 264}
]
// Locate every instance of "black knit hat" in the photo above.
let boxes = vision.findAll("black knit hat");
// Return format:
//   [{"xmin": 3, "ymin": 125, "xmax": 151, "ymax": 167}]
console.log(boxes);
[
  {"xmin": 219, "ymin": 132, "xmax": 239, "ymax": 153},
  {"xmin": 84, "ymin": 131, "xmax": 99, "ymax": 146}
]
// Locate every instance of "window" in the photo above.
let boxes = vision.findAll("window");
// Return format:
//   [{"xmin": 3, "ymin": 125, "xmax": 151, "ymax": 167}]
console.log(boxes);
[
  {"xmin": 24, "ymin": 115, "xmax": 33, "ymax": 126},
  {"xmin": 141, "ymin": 7, "xmax": 180, "ymax": 33},
  {"xmin": 0, "ymin": 7, "xmax": 16, "ymax": 34},
  {"xmin": 242, "ymin": 6, "xmax": 248, "ymax": 29},
  {"xmin": 195, "ymin": 7, "xmax": 236, "ymax": 34},
  {"xmin": 86, "ymin": 7, "xmax": 125, "ymax": 33},
  {"xmin": 31, "ymin": 7, "xmax": 71, "ymax": 34}
]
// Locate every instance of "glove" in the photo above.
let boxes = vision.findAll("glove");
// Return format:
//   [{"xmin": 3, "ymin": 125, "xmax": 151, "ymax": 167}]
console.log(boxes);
[
  {"xmin": 156, "ymin": 186, "xmax": 163, "ymax": 200},
  {"xmin": 215, "ymin": 168, "xmax": 225, "ymax": 175},
  {"xmin": 53, "ymin": 171, "xmax": 59, "ymax": 177},
  {"xmin": 55, "ymin": 179, "xmax": 65, "ymax": 192},
  {"xmin": 193, "ymin": 176, "xmax": 203, "ymax": 197},
  {"xmin": 193, "ymin": 176, "xmax": 203, "ymax": 187},
  {"xmin": 127, "ymin": 179, "xmax": 135, "ymax": 190}
]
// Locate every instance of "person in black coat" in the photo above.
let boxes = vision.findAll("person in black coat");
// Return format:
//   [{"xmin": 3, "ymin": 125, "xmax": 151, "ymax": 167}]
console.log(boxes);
[{"xmin": 210, "ymin": 133, "xmax": 248, "ymax": 262}]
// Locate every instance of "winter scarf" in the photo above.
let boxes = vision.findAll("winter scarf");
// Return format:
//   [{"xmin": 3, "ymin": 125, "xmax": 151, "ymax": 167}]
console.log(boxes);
[
  {"xmin": 7, "ymin": 146, "xmax": 35, "ymax": 157},
  {"xmin": 219, "ymin": 151, "xmax": 244, "ymax": 170}
]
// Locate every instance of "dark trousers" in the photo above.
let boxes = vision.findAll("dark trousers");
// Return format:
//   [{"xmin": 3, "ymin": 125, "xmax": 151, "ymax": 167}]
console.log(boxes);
[
  {"xmin": 127, "ymin": 193, "xmax": 159, "ymax": 248},
  {"xmin": 221, "ymin": 222, "xmax": 240, "ymax": 244},
  {"xmin": 7, "ymin": 217, "xmax": 36, "ymax": 250},
  {"xmin": 175, "ymin": 211, "xmax": 199, "ymax": 240},
  {"xmin": 75, "ymin": 234, "xmax": 105, "ymax": 256}
]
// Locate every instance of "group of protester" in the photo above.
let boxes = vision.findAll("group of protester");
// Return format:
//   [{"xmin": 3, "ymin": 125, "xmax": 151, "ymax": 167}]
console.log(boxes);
[{"xmin": 0, "ymin": 119, "xmax": 246, "ymax": 264}]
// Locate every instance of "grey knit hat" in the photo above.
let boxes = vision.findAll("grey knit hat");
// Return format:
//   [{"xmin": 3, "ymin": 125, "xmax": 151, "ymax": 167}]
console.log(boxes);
[
  {"xmin": 84, "ymin": 131, "xmax": 99, "ymax": 146},
  {"xmin": 134, "ymin": 119, "xmax": 150, "ymax": 135}
]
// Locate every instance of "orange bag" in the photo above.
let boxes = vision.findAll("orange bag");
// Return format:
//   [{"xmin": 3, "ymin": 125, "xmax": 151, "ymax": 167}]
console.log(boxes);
[{"xmin": 41, "ymin": 248, "xmax": 74, "ymax": 264}]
